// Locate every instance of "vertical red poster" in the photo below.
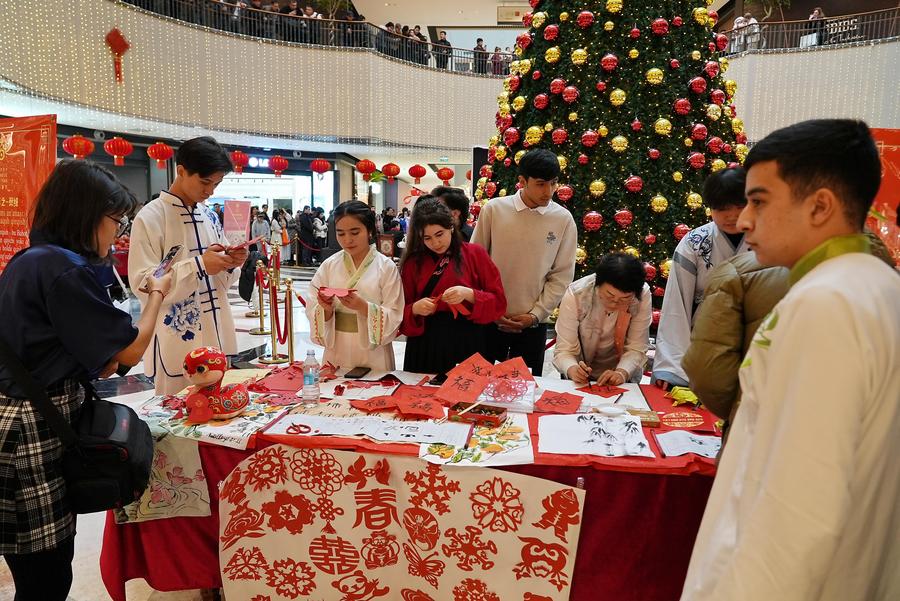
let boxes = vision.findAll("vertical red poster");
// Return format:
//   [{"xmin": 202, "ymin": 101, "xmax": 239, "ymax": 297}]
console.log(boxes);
[
  {"xmin": 223, "ymin": 199, "xmax": 252, "ymax": 246},
  {"xmin": 869, "ymin": 128, "xmax": 900, "ymax": 265},
  {"xmin": 0, "ymin": 115, "xmax": 57, "ymax": 274}
]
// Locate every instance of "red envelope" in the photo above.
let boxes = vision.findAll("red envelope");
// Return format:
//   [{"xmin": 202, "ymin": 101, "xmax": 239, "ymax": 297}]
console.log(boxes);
[
  {"xmin": 577, "ymin": 384, "xmax": 628, "ymax": 398},
  {"xmin": 535, "ymin": 390, "xmax": 584, "ymax": 414},
  {"xmin": 319, "ymin": 287, "xmax": 356, "ymax": 298},
  {"xmin": 491, "ymin": 356, "xmax": 534, "ymax": 382},
  {"xmin": 350, "ymin": 396, "xmax": 397, "ymax": 413},
  {"xmin": 395, "ymin": 395, "xmax": 444, "ymax": 419}
]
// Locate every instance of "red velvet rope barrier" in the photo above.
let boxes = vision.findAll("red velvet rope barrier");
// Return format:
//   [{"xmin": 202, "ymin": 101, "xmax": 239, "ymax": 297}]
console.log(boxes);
[{"xmin": 270, "ymin": 279, "xmax": 290, "ymax": 345}]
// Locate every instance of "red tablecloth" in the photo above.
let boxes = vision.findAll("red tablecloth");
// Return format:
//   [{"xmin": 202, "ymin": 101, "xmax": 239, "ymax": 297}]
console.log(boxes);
[{"xmin": 101, "ymin": 385, "xmax": 717, "ymax": 600}]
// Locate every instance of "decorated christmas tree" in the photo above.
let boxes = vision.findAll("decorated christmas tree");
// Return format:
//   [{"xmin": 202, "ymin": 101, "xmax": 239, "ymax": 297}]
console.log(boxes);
[{"xmin": 474, "ymin": 0, "xmax": 747, "ymax": 314}]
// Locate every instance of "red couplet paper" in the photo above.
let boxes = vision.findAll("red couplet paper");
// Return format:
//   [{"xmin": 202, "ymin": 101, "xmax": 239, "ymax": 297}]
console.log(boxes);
[
  {"xmin": 491, "ymin": 356, "xmax": 534, "ymax": 382},
  {"xmin": 395, "ymin": 395, "xmax": 444, "ymax": 419},
  {"xmin": 535, "ymin": 390, "xmax": 584, "ymax": 414},
  {"xmin": 436, "ymin": 354, "xmax": 493, "ymax": 405},
  {"xmin": 577, "ymin": 384, "xmax": 628, "ymax": 398},
  {"xmin": 319, "ymin": 287, "xmax": 357, "ymax": 298},
  {"xmin": 350, "ymin": 396, "xmax": 397, "ymax": 413}
]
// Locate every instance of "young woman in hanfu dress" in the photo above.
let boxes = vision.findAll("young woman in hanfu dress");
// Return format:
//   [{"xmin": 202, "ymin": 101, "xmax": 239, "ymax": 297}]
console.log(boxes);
[{"xmin": 305, "ymin": 201, "xmax": 404, "ymax": 370}]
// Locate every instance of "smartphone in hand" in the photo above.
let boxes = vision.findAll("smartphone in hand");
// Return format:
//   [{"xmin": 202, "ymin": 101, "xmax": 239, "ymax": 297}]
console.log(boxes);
[{"xmin": 153, "ymin": 245, "xmax": 182, "ymax": 278}]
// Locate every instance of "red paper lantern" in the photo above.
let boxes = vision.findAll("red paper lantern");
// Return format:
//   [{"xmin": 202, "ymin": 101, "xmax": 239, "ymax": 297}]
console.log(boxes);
[
  {"xmin": 688, "ymin": 152, "xmax": 706, "ymax": 169},
  {"xmin": 381, "ymin": 162, "xmax": 400, "ymax": 183},
  {"xmin": 691, "ymin": 123, "xmax": 709, "ymax": 140},
  {"xmin": 103, "ymin": 136, "xmax": 133, "ymax": 166},
  {"xmin": 674, "ymin": 223, "xmax": 691, "ymax": 240},
  {"xmin": 533, "ymin": 93, "xmax": 550, "ymax": 109},
  {"xmin": 516, "ymin": 33, "xmax": 532, "ymax": 50},
  {"xmin": 230, "ymin": 150, "xmax": 249, "ymax": 174},
  {"xmin": 707, "ymin": 137, "xmax": 724, "ymax": 154},
  {"xmin": 583, "ymin": 211, "xmax": 603, "ymax": 231},
  {"xmin": 147, "ymin": 142, "xmax": 174, "ymax": 169},
  {"xmin": 556, "ymin": 185, "xmax": 574, "ymax": 202},
  {"xmin": 704, "ymin": 61, "xmax": 720, "ymax": 79},
  {"xmin": 465, "ymin": 169, "xmax": 472, "ymax": 181},
  {"xmin": 543, "ymin": 24, "xmax": 559, "ymax": 41},
  {"xmin": 310, "ymin": 158, "xmax": 331, "ymax": 176},
  {"xmin": 645, "ymin": 233, "xmax": 657, "ymax": 244},
  {"xmin": 408, "ymin": 164, "xmax": 426, "ymax": 183},
  {"xmin": 624, "ymin": 175, "xmax": 644, "ymax": 193},
  {"xmin": 549, "ymin": 78, "xmax": 566, "ymax": 94},
  {"xmin": 674, "ymin": 98, "xmax": 692, "ymax": 115},
  {"xmin": 581, "ymin": 130, "xmax": 599, "ymax": 147},
  {"xmin": 651, "ymin": 18, "xmax": 669, "ymax": 35},
  {"xmin": 601, "ymin": 53, "xmax": 619, "ymax": 72},
  {"xmin": 269, "ymin": 155, "xmax": 289, "ymax": 177},
  {"xmin": 436, "ymin": 167, "xmax": 454, "ymax": 184},
  {"xmin": 357, "ymin": 159, "xmax": 376, "ymax": 181},
  {"xmin": 62, "ymin": 134, "xmax": 95, "ymax": 160},
  {"xmin": 562, "ymin": 85, "xmax": 580, "ymax": 104},
  {"xmin": 643, "ymin": 262, "xmax": 657, "ymax": 281},
  {"xmin": 614, "ymin": 209, "xmax": 634, "ymax": 227},
  {"xmin": 710, "ymin": 89, "xmax": 726, "ymax": 105},
  {"xmin": 504, "ymin": 127, "xmax": 521, "ymax": 147},
  {"xmin": 689, "ymin": 76, "xmax": 708, "ymax": 94},
  {"xmin": 577, "ymin": 11, "xmax": 594, "ymax": 28},
  {"xmin": 551, "ymin": 128, "xmax": 568, "ymax": 145}
]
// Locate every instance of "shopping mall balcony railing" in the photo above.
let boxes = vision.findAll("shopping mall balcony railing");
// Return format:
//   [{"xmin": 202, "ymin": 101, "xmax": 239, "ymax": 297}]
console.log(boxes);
[
  {"xmin": 721, "ymin": 7, "xmax": 899, "ymax": 54},
  {"xmin": 122, "ymin": 0, "xmax": 515, "ymax": 76}
]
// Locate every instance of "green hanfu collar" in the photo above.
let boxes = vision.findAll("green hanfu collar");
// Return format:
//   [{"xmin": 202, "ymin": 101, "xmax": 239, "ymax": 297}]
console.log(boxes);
[{"xmin": 789, "ymin": 234, "xmax": 871, "ymax": 285}]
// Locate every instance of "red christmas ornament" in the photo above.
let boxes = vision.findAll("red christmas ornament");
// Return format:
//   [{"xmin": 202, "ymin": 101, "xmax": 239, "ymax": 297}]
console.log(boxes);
[
  {"xmin": 601, "ymin": 53, "xmax": 619, "ymax": 72},
  {"xmin": 577, "ymin": 153, "xmax": 589, "ymax": 165},
  {"xmin": 516, "ymin": 33, "xmax": 532, "ymax": 50},
  {"xmin": 672, "ymin": 16, "xmax": 683, "ymax": 27},
  {"xmin": 381, "ymin": 162, "xmax": 400, "ymax": 183},
  {"xmin": 551, "ymin": 128, "xmax": 568, "ymax": 145},
  {"xmin": 543, "ymin": 24, "xmax": 559, "ymax": 41},
  {"xmin": 631, "ymin": 119, "xmax": 643, "ymax": 132},
  {"xmin": 614, "ymin": 209, "xmax": 634, "ymax": 227},
  {"xmin": 643, "ymin": 262, "xmax": 658, "ymax": 281},
  {"xmin": 522, "ymin": 12, "xmax": 533, "ymax": 27},
  {"xmin": 504, "ymin": 158, "xmax": 513, "ymax": 167},
  {"xmin": 356, "ymin": 159, "xmax": 376, "ymax": 181},
  {"xmin": 147, "ymin": 142, "xmax": 174, "ymax": 169},
  {"xmin": 503, "ymin": 127, "xmax": 521, "ymax": 147},
  {"xmin": 691, "ymin": 123, "xmax": 709, "ymax": 140},
  {"xmin": 562, "ymin": 85, "xmax": 580, "ymax": 104},
  {"xmin": 550, "ymin": 78, "xmax": 566, "ymax": 94},
  {"xmin": 723, "ymin": 143, "xmax": 733, "ymax": 154},
  {"xmin": 688, "ymin": 152, "xmax": 706, "ymax": 169},
  {"xmin": 61, "ymin": 134, "xmax": 95, "ymax": 160},
  {"xmin": 674, "ymin": 98, "xmax": 692, "ymax": 115},
  {"xmin": 716, "ymin": 33, "xmax": 729, "ymax": 51},
  {"xmin": 479, "ymin": 164, "xmax": 492, "ymax": 178},
  {"xmin": 669, "ymin": 58, "xmax": 681, "ymax": 69},
  {"xmin": 648, "ymin": 148, "xmax": 661, "ymax": 159},
  {"xmin": 508, "ymin": 75, "xmax": 521, "ymax": 93},
  {"xmin": 653, "ymin": 286, "xmax": 665, "ymax": 297},
  {"xmin": 728, "ymin": 161, "xmax": 740, "ymax": 169},
  {"xmin": 652, "ymin": 309, "xmax": 661, "ymax": 325},
  {"xmin": 736, "ymin": 132, "xmax": 748, "ymax": 144},
  {"xmin": 497, "ymin": 114, "xmax": 513, "ymax": 131},
  {"xmin": 576, "ymin": 10, "xmax": 595, "ymax": 28},
  {"xmin": 704, "ymin": 61, "xmax": 720, "ymax": 78},
  {"xmin": 436, "ymin": 167, "xmax": 455, "ymax": 184},
  {"xmin": 409, "ymin": 164, "xmax": 427, "ymax": 183},
  {"xmin": 556, "ymin": 185, "xmax": 574, "ymax": 202},
  {"xmin": 645, "ymin": 233, "xmax": 657, "ymax": 244},
  {"xmin": 311, "ymin": 158, "xmax": 331, "ymax": 176},
  {"xmin": 582, "ymin": 211, "xmax": 603, "ymax": 231},
  {"xmin": 532, "ymin": 70, "xmax": 542, "ymax": 80},
  {"xmin": 709, "ymin": 10, "xmax": 720, "ymax": 23},
  {"xmin": 707, "ymin": 137, "xmax": 724, "ymax": 154},
  {"xmin": 651, "ymin": 18, "xmax": 669, "ymax": 35},
  {"xmin": 269, "ymin": 155, "xmax": 289, "ymax": 177},
  {"xmin": 624, "ymin": 175, "xmax": 644, "ymax": 193},
  {"xmin": 689, "ymin": 76, "xmax": 708, "ymax": 94},
  {"xmin": 485, "ymin": 181, "xmax": 497, "ymax": 198},
  {"xmin": 103, "ymin": 136, "xmax": 133, "ymax": 166},
  {"xmin": 710, "ymin": 89, "xmax": 726, "ymax": 105},
  {"xmin": 533, "ymin": 93, "xmax": 550, "ymax": 109},
  {"xmin": 595, "ymin": 80, "xmax": 607, "ymax": 92},
  {"xmin": 581, "ymin": 130, "xmax": 599, "ymax": 147},
  {"xmin": 529, "ymin": 0, "xmax": 541, "ymax": 8},
  {"xmin": 708, "ymin": 41, "xmax": 717, "ymax": 53},
  {"xmin": 630, "ymin": 27, "xmax": 641, "ymax": 39},
  {"xmin": 470, "ymin": 203, "xmax": 482, "ymax": 218},
  {"xmin": 674, "ymin": 223, "xmax": 691, "ymax": 240}
]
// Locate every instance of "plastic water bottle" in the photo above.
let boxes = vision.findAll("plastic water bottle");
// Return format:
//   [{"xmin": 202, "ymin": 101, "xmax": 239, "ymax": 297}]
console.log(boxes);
[{"xmin": 302, "ymin": 350, "xmax": 320, "ymax": 408}]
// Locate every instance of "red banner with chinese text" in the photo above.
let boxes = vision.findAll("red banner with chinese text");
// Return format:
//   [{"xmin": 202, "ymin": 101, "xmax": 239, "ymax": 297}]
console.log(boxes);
[
  {"xmin": 869, "ymin": 128, "xmax": 900, "ymax": 265},
  {"xmin": 0, "ymin": 115, "xmax": 57, "ymax": 273}
]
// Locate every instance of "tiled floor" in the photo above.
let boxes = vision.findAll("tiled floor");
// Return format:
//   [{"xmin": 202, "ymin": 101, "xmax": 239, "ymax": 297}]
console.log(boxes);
[{"xmin": 0, "ymin": 273, "xmax": 562, "ymax": 600}]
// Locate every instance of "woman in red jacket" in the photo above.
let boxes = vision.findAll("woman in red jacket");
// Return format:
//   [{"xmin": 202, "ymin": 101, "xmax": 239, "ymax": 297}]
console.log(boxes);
[{"xmin": 399, "ymin": 196, "xmax": 506, "ymax": 374}]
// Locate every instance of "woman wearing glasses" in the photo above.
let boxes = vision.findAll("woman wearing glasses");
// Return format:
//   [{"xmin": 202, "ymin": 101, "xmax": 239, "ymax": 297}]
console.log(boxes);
[
  {"xmin": 0, "ymin": 160, "xmax": 171, "ymax": 600},
  {"xmin": 553, "ymin": 253, "xmax": 651, "ymax": 386}
]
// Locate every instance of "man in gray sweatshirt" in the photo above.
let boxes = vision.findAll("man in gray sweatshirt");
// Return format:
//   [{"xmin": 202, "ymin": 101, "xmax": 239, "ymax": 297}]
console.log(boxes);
[{"xmin": 471, "ymin": 149, "xmax": 577, "ymax": 375}]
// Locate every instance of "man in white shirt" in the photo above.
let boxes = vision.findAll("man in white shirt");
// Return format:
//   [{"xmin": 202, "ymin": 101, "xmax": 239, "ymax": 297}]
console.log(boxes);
[{"xmin": 681, "ymin": 119, "xmax": 900, "ymax": 601}]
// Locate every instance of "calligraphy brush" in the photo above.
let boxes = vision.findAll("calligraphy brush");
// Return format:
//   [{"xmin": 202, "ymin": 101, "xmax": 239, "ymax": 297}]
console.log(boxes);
[{"xmin": 576, "ymin": 328, "xmax": 595, "ymax": 390}]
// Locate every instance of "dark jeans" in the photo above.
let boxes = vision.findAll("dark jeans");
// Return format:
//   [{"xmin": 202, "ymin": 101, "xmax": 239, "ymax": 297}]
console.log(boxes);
[
  {"xmin": 484, "ymin": 323, "xmax": 548, "ymax": 377},
  {"xmin": 4, "ymin": 537, "xmax": 75, "ymax": 601}
]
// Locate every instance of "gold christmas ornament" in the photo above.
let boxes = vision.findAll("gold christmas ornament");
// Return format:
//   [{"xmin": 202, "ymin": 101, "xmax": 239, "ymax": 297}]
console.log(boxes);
[
  {"xmin": 719, "ymin": 57, "xmax": 729, "ymax": 72},
  {"xmin": 512, "ymin": 96, "xmax": 526, "ymax": 112},
  {"xmin": 514, "ymin": 46, "xmax": 523, "ymax": 57},
  {"xmin": 544, "ymin": 122, "xmax": 554, "ymax": 132},
  {"xmin": 610, "ymin": 135, "xmax": 629, "ymax": 152},
  {"xmin": 515, "ymin": 150, "xmax": 527, "ymax": 164},
  {"xmin": 606, "ymin": 0, "xmax": 623, "ymax": 14},
  {"xmin": 497, "ymin": 91, "xmax": 509, "ymax": 103},
  {"xmin": 557, "ymin": 155, "xmax": 569, "ymax": 170},
  {"xmin": 628, "ymin": 48, "xmax": 639, "ymax": 59},
  {"xmin": 731, "ymin": 117, "xmax": 745, "ymax": 134},
  {"xmin": 725, "ymin": 79, "xmax": 738, "ymax": 97},
  {"xmin": 525, "ymin": 126, "xmax": 544, "ymax": 145},
  {"xmin": 654, "ymin": 118, "xmax": 673, "ymax": 136},
  {"xmin": 672, "ymin": 171, "xmax": 684, "ymax": 182},
  {"xmin": 623, "ymin": 246, "xmax": 640, "ymax": 258},
  {"xmin": 724, "ymin": 105, "xmax": 735, "ymax": 118},
  {"xmin": 693, "ymin": 7, "xmax": 709, "ymax": 25},
  {"xmin": 494, "ymin": 145, "xmax": 508, "ymax": 161},
  {"xmin": 489, "ymin": 135, "xmax": 500, "ymax": 146},
  {"xmin": 568, "ymin": 112, "xmax": 579, "ymax": 122},
  {"xmin": 545, "ymin": 46, "xmax": 562, "ymax": 63},
  {"xmin": 503, "ymin": 78, "xmax": 512, "ymax": 92},
  {"xmin": 684, "ymin": 138, "xmax": 694, "ymax": 147},
  {"xmin": 646, "ymin": 68, "xmax": 664, "ymax": 85},
  {"xmin": 691, "ymin": 50, "xmax": 702, "ymax": 61},
  {"xmin": 589, "ymin": 179, "xmax": 607, "ymax": 197},
  {"xmin": 735, "ymin": 144, "xmax": 749, "ymax": 162},
  {"xmin": 498, "ymin": 103, "xmax": 511, "ymax": 117},
  {"xmin": 560, "ymin": 12, "xmax": 570, "ymax": 21},
  {"xmin": 609, "ymin": 88, "xmax": 627, "ymax": 106},
  {"xmin": 705, "ymin": 206, "xmax": 712, "ymax": 217},
  {"xmin": 575, "ymin": 246, "xmax": 588, "ymax": 264},
  {"xmin": 710, "ymin": 158, "xmax": 727, "ymax": 172},
  {"xmin": 706, "ymin": 104, "xmax": 722, "ymax": 121},
  {"xmin": 477, "ymin": 176, "xmax": 488, "ymax": 187},
  {"xmin": 571, "ymin": 48, "xmax": 588, "ymax": 66},
  {"xmin": 509, "ymin": 60, "xmax": 520, "ymax": 75},
  {"xmin": 531, "ymin": 12, "xmax": 547, "ymax": 28},
  {"xmin": 651, "ymin": 195, "xmax": 669, "ymax": 213},
  {"xmin": 598, "ymin": 125, "xmax": 610, "ymax": 137},
  {"xmin": 661, "ymin": 259, "xmax": 673, "ymax": 278},
  {"xmin": 686, "ymin": 192, "xmax": 703, "ymax": 208},
  {"xmin": 475, "ymin": 189, "xmax": 484, "ymax": 200},
  {"xmin": 604, "ymin": 20, "xmax": 615, "ymax": 31}
]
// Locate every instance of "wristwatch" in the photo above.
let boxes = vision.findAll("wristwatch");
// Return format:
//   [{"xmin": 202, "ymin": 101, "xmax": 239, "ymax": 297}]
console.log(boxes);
[{"xmin": 528, "ymin": 313, "xmax": 539, "ymax": 328}]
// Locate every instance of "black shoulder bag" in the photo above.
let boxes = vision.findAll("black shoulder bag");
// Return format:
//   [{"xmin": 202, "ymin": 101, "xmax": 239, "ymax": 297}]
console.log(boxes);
[{"xmin": 0, "ymin": 340, "xmax": 154, "ymax": 514}]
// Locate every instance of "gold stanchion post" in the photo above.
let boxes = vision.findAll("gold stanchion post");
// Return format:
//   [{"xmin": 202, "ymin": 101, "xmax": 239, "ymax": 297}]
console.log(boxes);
[
  {"xmin": 249, "ymin": 260, "xmax": 270, "ymax": 335},
  {"xmin": 259, "ymin": 267, "xmax": 288, "ymax": 364},
  {"xmin": 285, "ymin": 279, "xmax": 295, "ymax": 364}
]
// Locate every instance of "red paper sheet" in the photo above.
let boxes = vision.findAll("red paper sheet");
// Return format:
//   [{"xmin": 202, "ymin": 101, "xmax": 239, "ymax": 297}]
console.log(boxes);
[
  {"xmin": 535, "ymin": 390, "xmax": 583, "ymax": 414},
  {"xmin": 434, "ymin": 353, "xmax": 493, "ymax": 404},
  {"xmin": 349, "ymin": 396, "xmax": 397, "ymax": 413},
  {"xmin": 576, "ymin": 384, "xmax": 627, "ymax": 398},
  {"xmin": 491, "ymin": 356, "xmax": 534, "ymax": 382},
  {"xmin": 395, "ymin": 395, "xmax": 444, "ymax": 419},
  {"xmin": 247, "ymin": 363, "xmax": 303, "ymax": 394}
]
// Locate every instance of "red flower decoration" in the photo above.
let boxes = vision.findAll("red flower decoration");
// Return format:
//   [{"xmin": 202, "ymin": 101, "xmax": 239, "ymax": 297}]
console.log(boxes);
[
  {"xmin": 265, "ymin": 558, "xmax": 316, "ymax": 599},
  {"xmin": 469, "ymin": 477, "xmax": 524, "ymax": 532},
  {"xmin": 220, "ymin": 502, "xmax": 265, "ymax": 550},
  {"xmin": 224, "ymin": 546, "xmax": 268, "ymax": 581},
  {"xmin": 246, "ymin": 446, "xmax": 289, "ymax": 492},
  {"xmin": 452, "ymin": 578, "xmax": 500, "ymax": 601},
  {"xmin": 261, "ymin": 490, "xmax": 315, "ymax": 534}
]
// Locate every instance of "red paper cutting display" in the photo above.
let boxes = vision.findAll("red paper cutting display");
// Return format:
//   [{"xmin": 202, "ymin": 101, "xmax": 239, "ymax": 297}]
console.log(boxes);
[{"xmin": 535, "ymin": 391, "xmax": 583, "ymax": 414}]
